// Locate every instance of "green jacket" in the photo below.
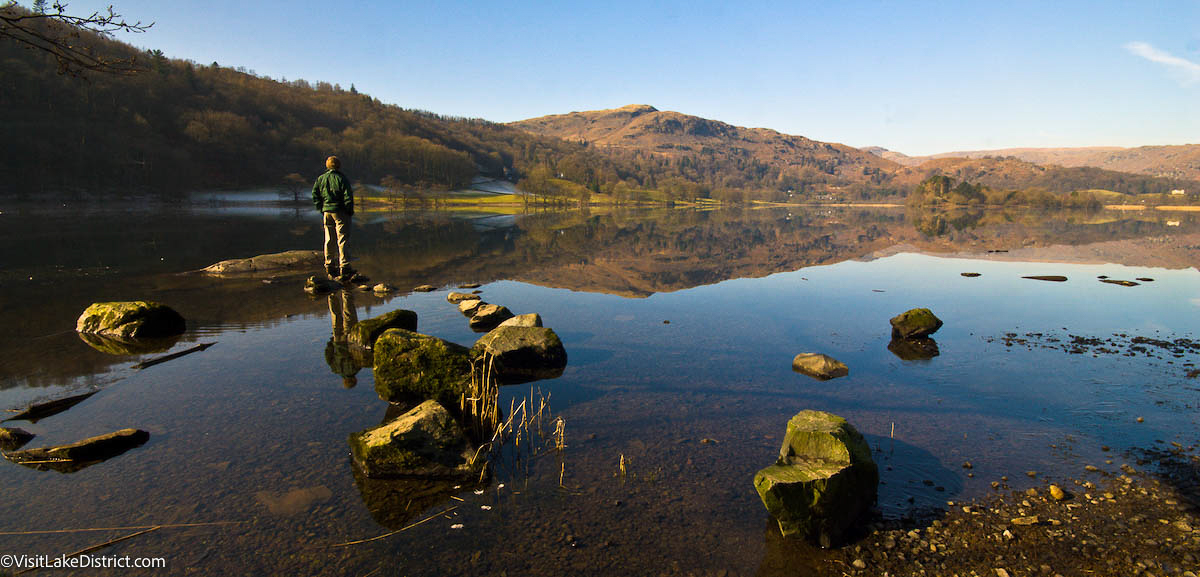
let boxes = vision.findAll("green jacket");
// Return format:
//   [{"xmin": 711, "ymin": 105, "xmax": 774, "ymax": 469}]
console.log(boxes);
[{"xmin": 312, "ymin": 169, "xmax": 354, "ymax": 215}]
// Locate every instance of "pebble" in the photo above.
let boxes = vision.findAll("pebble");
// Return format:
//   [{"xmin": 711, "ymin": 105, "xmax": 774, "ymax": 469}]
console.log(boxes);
[
  {"xmin": 852, "ymin": 559, "xmax": 867, "ymax": 569},
  {"xmin": 1050, "ymin": 485, "xmax": 1066, "ymax": 500}
]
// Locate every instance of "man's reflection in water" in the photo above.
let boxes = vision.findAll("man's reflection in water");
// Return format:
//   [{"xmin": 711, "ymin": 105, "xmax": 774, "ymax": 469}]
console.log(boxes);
[{"xmin": 324, "ymin": 289, "xmax": 361, "ymax": 388}]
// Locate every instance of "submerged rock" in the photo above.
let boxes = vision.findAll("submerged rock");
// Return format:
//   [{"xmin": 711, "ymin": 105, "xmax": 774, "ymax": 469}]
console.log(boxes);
[
  {"xmin": 469, "ymin": 304, "xmax": 514, "ymax": 331},
  {"xmin": 372, "ymin": 329, "xmax": 473, "ymax": 404},
  {"xmin": 498, "ymin": 313, "xmax": 543, "ymax": 328},
  {"xmin": 5, "ymin": 391, "xmax": 97, "ymax": 423},
  {"xmin": 0, "ymin": 427, "xmax": 35, "ymax": 451},
  {"xmin": 5, "ymin": 428, "xmax": 149, "ymax": 473},
  {"xmin": 201, "ymin": 250, "xmax": 321, "ymax": 275},
  {"xmin": 754, "ymin": 411, "xmax": 878, "ymax": 547},
  {"xmin": 887, "ymin": 337, "xmax": 940, "ymax": 360},
  {"xmin": 76, "ymin": 301, "xmax": 186, "ymax": 339},
  {"xmin": 348, "ymin": 309, "xmax": 418, "ymax": 349},
  {"xmin": 1100, "ymin": 279, "xmax": 1139, "ymax": 287},
  {"xmin": 351, "ymin": 462, "xmax": 482, "ymax": 529},
  {"xmin": 791, "ymin": 353, "xmax": 849, "ymax": 380},
  {"xmin": 458, "ymin": 283, "xmax": 481, "ymax": 289},
  {"xmin": 960, "ymin": 272, "xmax": 981, "ymax": 277},
  {"xmin": 889, "ymin": 308, "xmax": 943, "ymax": 339},
  {"xmin": 1022, "ymin": 275, "xmax": 1068, "ymax": 282},
  {"xmin": 413, "ymin": 285, "xmax": 437, "ymax": 293},
  {"xmin": 348, "ymin": 400, "xmax": 482, "ymax": 479},
  {"xmin": 471, "ymin": 326, "xmax": 567, "ymax": 383}
]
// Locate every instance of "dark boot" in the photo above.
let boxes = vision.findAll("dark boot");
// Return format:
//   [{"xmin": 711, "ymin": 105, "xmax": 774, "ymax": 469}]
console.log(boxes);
[
  {"xmin": 325, "ymin": 265, "xmax": 339, "ymax": 280},
  {"xmin": 338, "ymin": 266, "xmax": 357, "ymax": 282}
]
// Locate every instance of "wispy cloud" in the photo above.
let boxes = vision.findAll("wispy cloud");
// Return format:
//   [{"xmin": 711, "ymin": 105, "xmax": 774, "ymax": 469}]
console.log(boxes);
[{"xmin": 1126, "ymin": 41, "xmax": 1200, "ymax": 85}]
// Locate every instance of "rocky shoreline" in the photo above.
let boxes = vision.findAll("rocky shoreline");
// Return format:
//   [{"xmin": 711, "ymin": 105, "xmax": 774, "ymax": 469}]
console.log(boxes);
[{"xmin": 821, "ymin": 448, "xmax": 1200, "ymax": 576}]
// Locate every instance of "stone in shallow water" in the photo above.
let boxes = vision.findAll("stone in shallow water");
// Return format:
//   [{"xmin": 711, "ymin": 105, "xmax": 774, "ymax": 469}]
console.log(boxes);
[
  {"xmin": 754, "ymin": 410, "xmax": 877, "ymax": 547},
  {"xmin": 791, "ymin": 353, "xmax": 849, "ymax": 380},
  {"xmin": 889, "ymin": 308, "xmax": 943, "ymax": 339},
  {"xmin": 201, "ymin": 250, "xmax": 321, "ymax": 275},
  {"xmin": 446, "ymin": 292, "xmax": 477, "ymax": 304},
  {"xmin": 76, "ymin": 301, "xmax": 186, "ymax": 339},
  {"xmin": 372, "ymin": 329, "xmax": 472, "ymax": 404},
  {"xmin": 1022, "ymin": 275, "xmax": 1068, "ymax": 282},
  {"xmin": 458, "ymin": 299, "xmax": 484, "ymax": 316},
  {"xmin": 498, "ymin": 313, "xmax": 543, "ymax": 328},
  {"xmin": 348, "ymin": 309, "xmax": 418, "ymax": 349},
  {"xmin": 348, "ymin": 400, "xmax": 482, "ymax": 479},
  {"xmin": 0, "ymin": 427, "xmax": 35, "ymax": 451},
  {"xmin": 472, "ymin": 325, "xmax": 566, "ymax": 383},
  {"xmin": 5, "ymin": 428, "xmax": 150, "ymax": 473},
  {"xmin": 469, "ymin": 304, "xmax": 514, "ymax": 331}
]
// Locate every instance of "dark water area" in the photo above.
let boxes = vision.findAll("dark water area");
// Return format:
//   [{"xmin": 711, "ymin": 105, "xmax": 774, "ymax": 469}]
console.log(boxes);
[{"xmin": 0, "ymin": 195, "xmax": 1198, "ymax": 575}]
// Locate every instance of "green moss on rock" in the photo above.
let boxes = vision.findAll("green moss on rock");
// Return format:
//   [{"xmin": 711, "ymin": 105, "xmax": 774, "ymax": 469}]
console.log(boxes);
[
  {"xmin": 347, "ymin": 400, "xmax": 481, "ymax": 479},
  {"xmin": 75, "ymin": 301, "xmax": 186, "ymax": 339},
  {"xmin": 889, "ymin": 307, "xmax": 943, "ymax": 339},
  {"xmin": 754, "ymin": 410, "xmax": 878, "ymax": 546},
  {"xmin": 372, "ymin": 329, "xmax": 473, "ymax": 404},
  {"xmin": 349, "ymin": 309, "xmax": 418, "ymax": 349}
]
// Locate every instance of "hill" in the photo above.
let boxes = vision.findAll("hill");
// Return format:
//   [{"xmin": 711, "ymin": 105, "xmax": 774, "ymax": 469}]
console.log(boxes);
[
  {"xmin": 511, "ymin": 105, "xmax": 905, "ymax": 201},
  {"xmin": 867, "ymin": 144, "xmax": 1200, "ymax": 182},
  {"xmin": 0, "ymin": 5, "xmax": 633, "ymax": 196}
]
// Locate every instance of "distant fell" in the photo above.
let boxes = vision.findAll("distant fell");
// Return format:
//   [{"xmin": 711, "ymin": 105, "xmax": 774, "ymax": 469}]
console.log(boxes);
[
  {"xmin": 512, "ymin": 105, "xmax": 903, "ymax": 200},
  {"xmin": 865, "ymin": 144, "xmax": 1200, "ymax": 181}
]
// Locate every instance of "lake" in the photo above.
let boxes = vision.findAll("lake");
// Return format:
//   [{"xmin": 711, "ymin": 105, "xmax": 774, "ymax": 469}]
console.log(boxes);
[{"xmin": 1, "ymin": 196, "xmax": 1198, "ymax": 576}]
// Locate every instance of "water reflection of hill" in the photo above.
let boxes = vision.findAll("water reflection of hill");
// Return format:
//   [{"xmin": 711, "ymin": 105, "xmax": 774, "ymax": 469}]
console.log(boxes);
[{"xmin": 2, "ymin": 206, "xmax": 1196, "ymax": 391}]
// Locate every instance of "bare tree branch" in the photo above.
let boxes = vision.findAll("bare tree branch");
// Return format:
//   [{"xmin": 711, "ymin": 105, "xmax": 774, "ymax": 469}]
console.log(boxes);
[{"xmin": 0, "ymin": 1, "xmax": 153, "ymax": 76}]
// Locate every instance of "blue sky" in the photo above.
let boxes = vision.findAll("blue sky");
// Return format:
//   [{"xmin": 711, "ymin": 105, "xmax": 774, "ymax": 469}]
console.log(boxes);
[{"xmin": 53, "ymin": 0, "xmax": 1200, "ymax": 155}]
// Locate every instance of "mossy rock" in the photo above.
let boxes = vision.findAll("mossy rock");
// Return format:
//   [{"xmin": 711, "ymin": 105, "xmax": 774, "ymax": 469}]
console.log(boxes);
[
  {"xmin": 372, "ymin": 329, "xmax": 473, "ymax": 404},
  {"xmin": 471, "ymin": 326, "xmax": 566, "ymax": 383},
  {"xmin": 754, "ymin": 410, "xmax": 878, "ymax": 546},
  {"xmin": 889, "ymin": 308, "xmax": 943, "ymax": 339},
  {"xmin": 76, "ymin": 301, "xmax": 186, "ymax": 339},
  {"xmin": 348, "ymin": 309, "xmax": 418, "ymax": 349},
  {"xmin": 348, "ymin": 400, "xmax": 481, "ymax": 479}
]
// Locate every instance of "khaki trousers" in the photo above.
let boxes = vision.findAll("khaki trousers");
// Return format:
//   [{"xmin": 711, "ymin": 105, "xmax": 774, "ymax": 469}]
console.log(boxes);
[{"xmin": 322, "ymin": 211, "xmax": 351, "ymax": 270}]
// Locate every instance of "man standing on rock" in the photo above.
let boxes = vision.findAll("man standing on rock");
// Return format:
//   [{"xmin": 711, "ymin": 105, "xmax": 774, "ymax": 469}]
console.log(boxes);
[{"xmin": 312, "ymin": 155, "xmax": 359, "ymax": 282}]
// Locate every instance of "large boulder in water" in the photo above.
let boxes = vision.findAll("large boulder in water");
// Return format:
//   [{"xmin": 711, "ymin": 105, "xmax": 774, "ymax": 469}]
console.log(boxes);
[
  {"xmin": 348, "ymin": 400, "xmax": 482, "ymax": 479},
  {"xmin": 889, "ymin": 308, "xmax": 943, "ymax": 339},
  {"xmin": 791, "ymin": 353, "xmax": 849, "ymax": 380},
  {"xmin": 348, "ymin": 309, "xmax": 418, "ymax": 349},
  {"xmin": 373, "ymin": 329, "xmax": 473, "ymax": 404},
  {"xmin": 201, "ymin": 250, "xmax": 321, "ymax": 275},
  {"xmin": 753, "ymin": 410, "xmax": 878, "ymax": 547},
  {"xmin": 76, "ymin": 301, "xmax": 186, "ymax": 339},
  {"xmin": 471, "ymin": 326, "xmax": 567, "ymax": 383}
]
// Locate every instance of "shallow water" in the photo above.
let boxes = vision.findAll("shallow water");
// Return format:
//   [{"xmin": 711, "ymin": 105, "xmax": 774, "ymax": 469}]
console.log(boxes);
[{"xmin": 0, "ymin": 197, "xmax": 1198, "ymax": 575}]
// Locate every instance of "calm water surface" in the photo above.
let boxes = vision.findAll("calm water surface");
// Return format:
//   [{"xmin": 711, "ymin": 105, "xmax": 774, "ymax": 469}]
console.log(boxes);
[{"xmin": 1, "ymin": 197, "xmax": 1198, "ymax": 576}]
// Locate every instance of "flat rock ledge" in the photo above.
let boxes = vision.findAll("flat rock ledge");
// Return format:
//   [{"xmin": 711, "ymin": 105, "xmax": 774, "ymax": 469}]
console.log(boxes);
[
  {"xmin": 791, "ymin": 353, "xmax": 849, "ymax": 380},
  {"xmin": 754, "ymin": 410, "xmax": 878, "ymax": 547},
  {"xmin": 348, "ymin": 400, "xmax": 482, "ymax": 479},
  {"xmin": 201, "ymin": 250, "xmax": 322, "ymax": 275}
]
